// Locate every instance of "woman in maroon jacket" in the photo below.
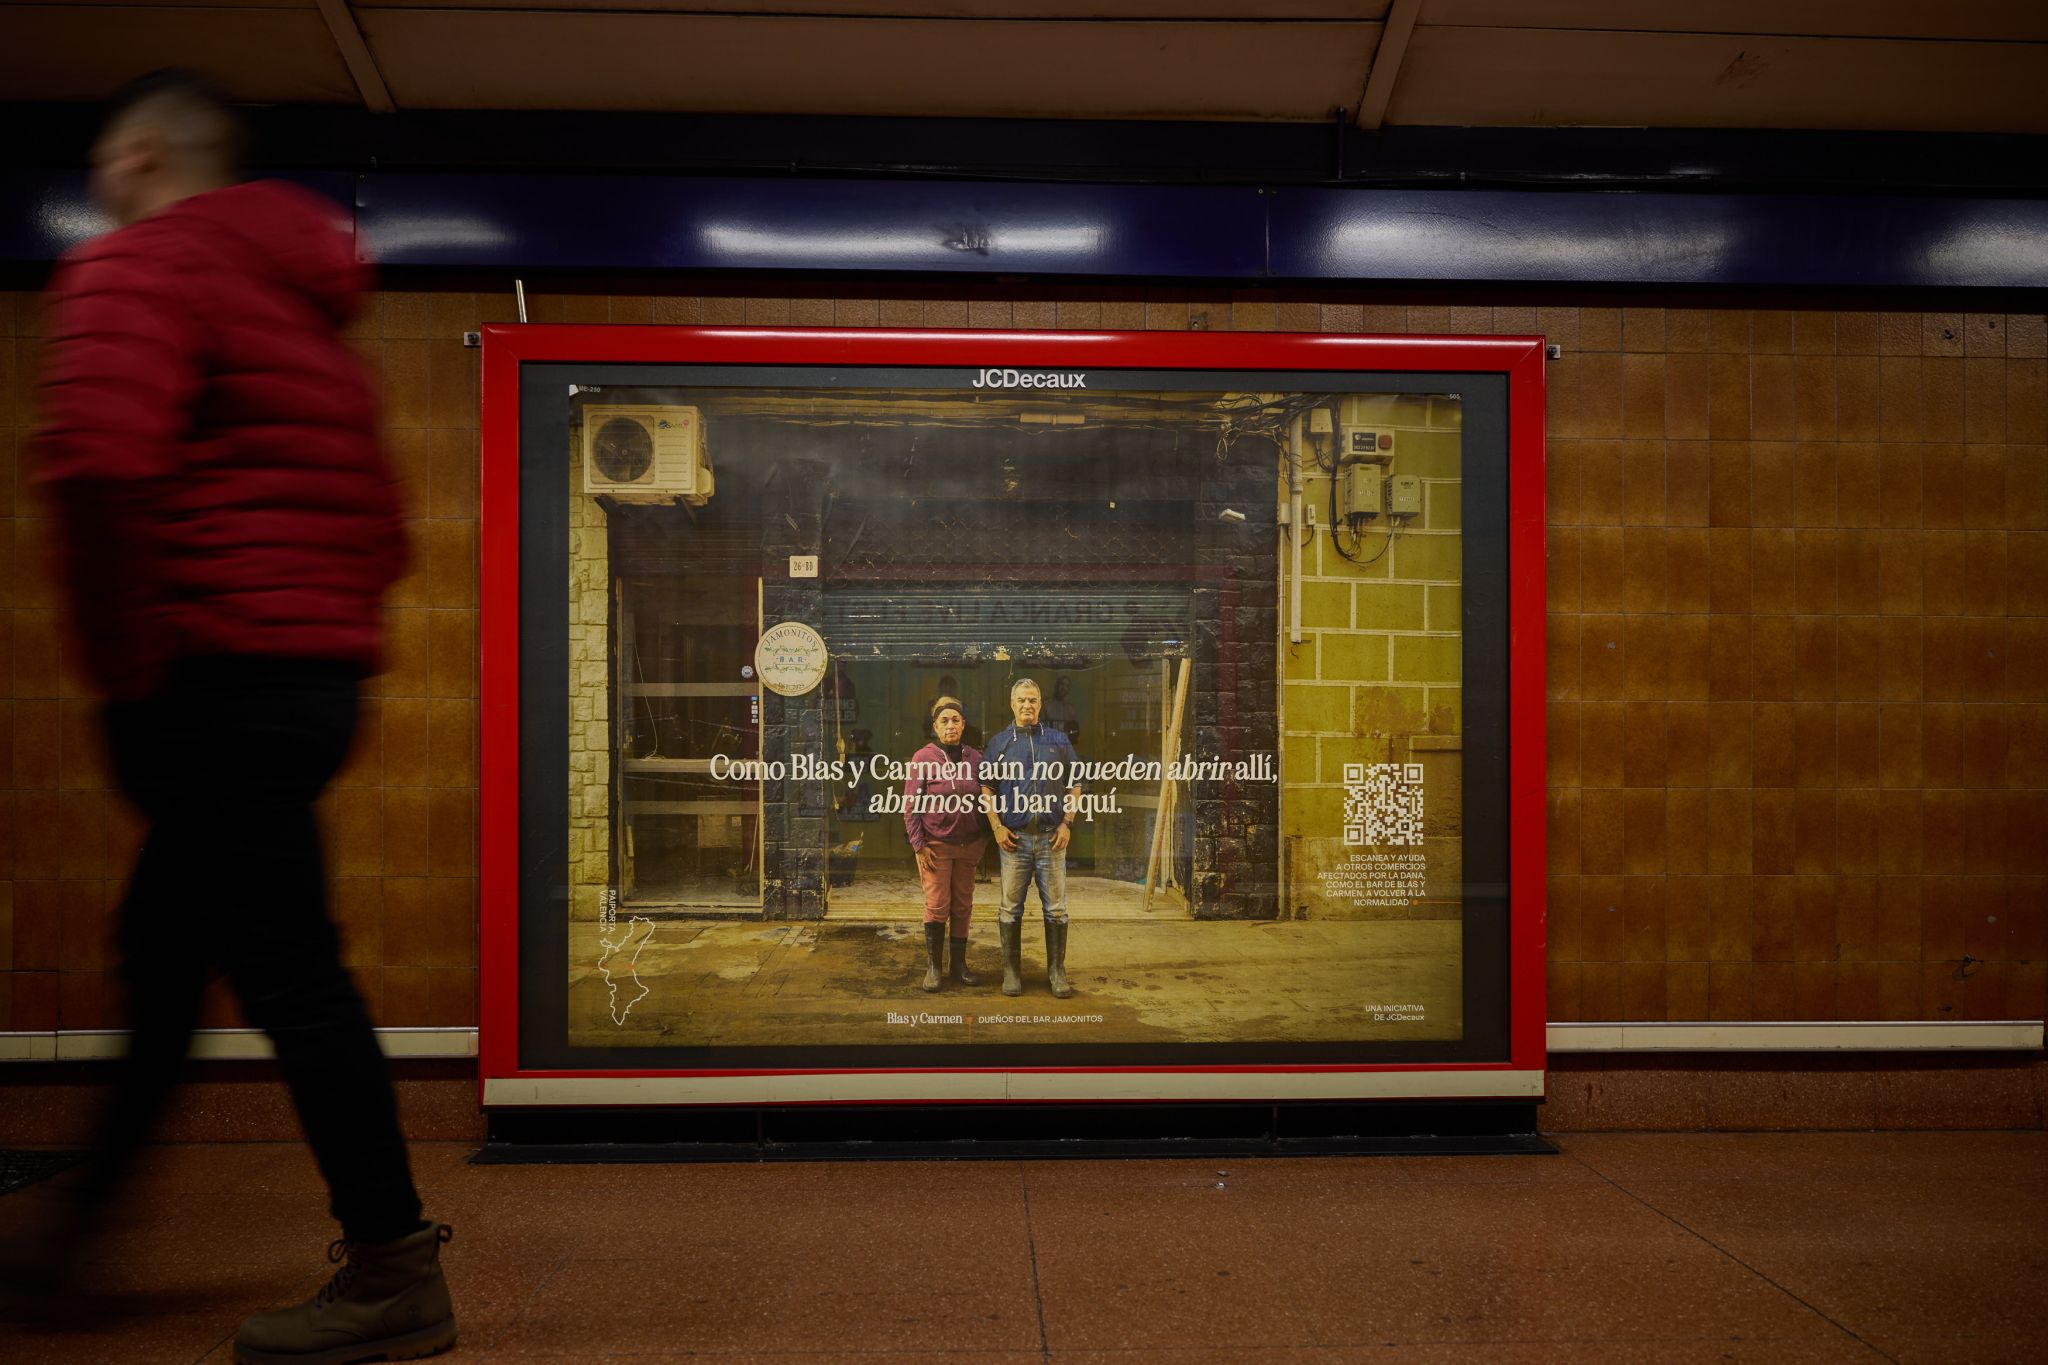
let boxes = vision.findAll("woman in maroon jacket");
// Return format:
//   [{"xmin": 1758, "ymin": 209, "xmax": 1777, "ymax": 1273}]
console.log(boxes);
[{"xmin": 903, "ymin": 697, "xmax": 988, "ymax": 990}]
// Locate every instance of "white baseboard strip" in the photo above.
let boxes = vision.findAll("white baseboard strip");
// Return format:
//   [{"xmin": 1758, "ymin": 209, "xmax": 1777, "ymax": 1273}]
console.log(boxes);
[
  {"xmin": 1548, "ymin": 1021, "xmax": 2045, "ymax": 1052},
  {"xmin": 0, "ymin": 1027, "xmax": 480, "ymax": 1062},
  {"xmin": 482, "ymin": 1069, "xmax": 1548, "ymax": 1107}
]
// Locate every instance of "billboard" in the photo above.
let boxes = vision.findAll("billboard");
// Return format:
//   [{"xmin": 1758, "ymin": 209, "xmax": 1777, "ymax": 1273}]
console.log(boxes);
[{"xmin": 479, "ymin": 327, "xmax": 1546, "ymax": 1105}]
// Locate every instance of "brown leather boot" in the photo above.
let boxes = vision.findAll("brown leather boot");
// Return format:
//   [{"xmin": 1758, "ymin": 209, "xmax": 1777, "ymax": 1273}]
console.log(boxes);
[{"xmin": 234, "ymin": 1223, "xmax": 456, "ymax": 1364}]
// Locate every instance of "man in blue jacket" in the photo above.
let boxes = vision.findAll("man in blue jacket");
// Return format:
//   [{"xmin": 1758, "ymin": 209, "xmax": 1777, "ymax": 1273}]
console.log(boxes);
[{"xmin": 980, "ymin": 677, "xmax": 1083, "ymax": 998}]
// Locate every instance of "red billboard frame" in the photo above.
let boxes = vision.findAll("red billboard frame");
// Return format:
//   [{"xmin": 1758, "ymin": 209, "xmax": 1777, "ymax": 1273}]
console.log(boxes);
[{"xmin": 478, "ymin": 325, "xmax": 1546, "ymax": 1106}]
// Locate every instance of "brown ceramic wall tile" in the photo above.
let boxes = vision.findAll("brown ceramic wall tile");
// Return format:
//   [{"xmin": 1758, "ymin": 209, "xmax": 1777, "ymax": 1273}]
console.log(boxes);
[
  {"xmin": 1925, "ymin": 356, "xmax": 1968, "ymax": 441},
  {"xmin": 1547, "ymin": 525, "xmax": 1582, "ymax": 614},
  {"xmin": 427, "ymin": 699, "xmax": 477, "ymax": 788},
  {"xmin": 1579, "ymin": 527, "xmax": 1625, "ymax": 611},
  {"xmin": 1835, "ymin": 355, "xmax": 1882, "ymax": 441},
  {"xmin": 1580, "ymin": 701, "xmax": 1625, "ymax": 788},
  {"xmin": 427, "ymin": 788, "xmax": 477, "ymax": 878},
  {"xmin": 1837, "ymin": 705, "xmax": 1880, "ymax": 788},
  {"xmin": 1750, "ymin": 529, "xmax": 1797, "ymax": 611},
  {"xmin": 1708, "ymin": 961, "xmax": 1752, "ymax": 1020},
  {"xmin": 1707, "ymin": 614, "xmax": 1752, "ymax": 702},
  {"xmin": 1750, "ymin": 355, "xmax": 1796, "ymax": 440},
  {"xmin": 1707, "ymin": 789, "xmax": 1753, "ymax": 874},
  {"xmin": 383, "ymin": 788, "xmax": 430, "ymax": 878},
  {"xmin": 1579, "ymin": 789, "xmax": 1625, "ymax": 875},
  {"xmin": 1793, "ymin": 356, "xmax": 1836, "ymax": 439},
  {"xmin": 12, "ymin": 282, "xmax": 2048, "ymax": 1041},
  {"xmin": 1580, "ymin": 442, "xmax": 1626, "ymax": 524}
]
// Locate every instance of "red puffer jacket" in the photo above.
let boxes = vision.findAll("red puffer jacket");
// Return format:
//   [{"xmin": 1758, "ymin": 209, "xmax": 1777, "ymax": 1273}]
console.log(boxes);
[{"xmin": 35, "ymin": 180, "xmax": 409, "ymax": 701}]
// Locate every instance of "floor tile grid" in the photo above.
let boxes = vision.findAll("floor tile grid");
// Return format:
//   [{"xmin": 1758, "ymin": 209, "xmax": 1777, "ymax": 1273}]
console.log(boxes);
[
  {"xmin": 3, "ymin": 1136, "xmax": 2044, "ymax": 1362},
  {"xmin": 1550, "ymin": 1139, "xmax": 1892, "ymax": 1362},
  {"xmin": 1560, "ymin": 1133, "xmax": 2048, "ymax": 1364}
]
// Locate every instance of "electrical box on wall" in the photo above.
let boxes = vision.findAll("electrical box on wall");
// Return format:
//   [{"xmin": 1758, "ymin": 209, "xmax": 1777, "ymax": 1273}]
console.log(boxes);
[
  {"xmin": 1390, "ymin": 474, "xmax": 1423, "ymax": 518},
  {"xmin": 1342, "ymin": 463, "xmax": 1383, "ymax": 520},
  {"xmin": 1340, "ymin": 426, "xmax": 1395, "ymax": 464},
  {"xmin": 582, "ymin": 404, "xmax": 715, "ymax": 503}
]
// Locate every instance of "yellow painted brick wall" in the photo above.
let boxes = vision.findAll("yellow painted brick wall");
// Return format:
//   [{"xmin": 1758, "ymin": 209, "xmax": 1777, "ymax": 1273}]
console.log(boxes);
[
  {"xmin": 567, "ymin": 441, "xmax": 611, "ymax": 923},
  {"xmin": 1282, "ymin": 395, "xmax": 1464, "ymax": 919}
]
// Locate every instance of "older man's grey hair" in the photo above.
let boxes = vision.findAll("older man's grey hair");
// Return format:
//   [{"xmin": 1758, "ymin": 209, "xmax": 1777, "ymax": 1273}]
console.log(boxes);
[{"xmin": 1009, "ymin": 677, "xmax": 1041, "ymax": 700}]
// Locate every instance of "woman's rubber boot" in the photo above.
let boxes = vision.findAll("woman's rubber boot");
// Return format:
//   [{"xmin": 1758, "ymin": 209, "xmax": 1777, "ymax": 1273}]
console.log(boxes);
[
  {"xmin": 1045, "ymin": 921, "xmax": 1074, "ymax": 999},
  {"xmin": 922, "ymin": 923, "xmax": 945, "ymax": 992},
  {"xmin": 950, "ymin": 936, "xmax": 982, "ymax": 986},
  {"xmin": 999, "ymin": 919, "xmax": 1024, "ymax": 996},
  {"xmin": 234, "ymin": 1223, "xmax": 456, "ymax": 1364}
]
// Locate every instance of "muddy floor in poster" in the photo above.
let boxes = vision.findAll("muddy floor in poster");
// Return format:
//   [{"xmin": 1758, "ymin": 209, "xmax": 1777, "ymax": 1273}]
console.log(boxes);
[{"xmin": 567, "ymin": 910, "xmax": 1462, "ymax": 1049}]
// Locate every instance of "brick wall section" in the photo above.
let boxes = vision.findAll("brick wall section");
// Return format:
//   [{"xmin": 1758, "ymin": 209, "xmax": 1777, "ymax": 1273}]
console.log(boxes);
[
  {"xmin": 567, "ymin": 439, "xmax": 611, "ymax": 922},
  {"xmin": 1, "ymin": 282, "xmax": 2041, "ymax": 1030},
  {"xmin": 1191, "ymin": 417, "xmax": 1281, "ymax": 921}
]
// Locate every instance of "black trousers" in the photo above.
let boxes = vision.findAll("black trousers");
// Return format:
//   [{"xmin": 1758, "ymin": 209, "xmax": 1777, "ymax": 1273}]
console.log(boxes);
[{"xmin": 85, "ymin": 657, "xmax": 422, "ymax": 1243}]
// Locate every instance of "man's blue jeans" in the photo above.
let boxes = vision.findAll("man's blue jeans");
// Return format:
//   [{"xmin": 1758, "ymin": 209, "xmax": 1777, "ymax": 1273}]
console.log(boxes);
[{"xmin": 998, "ymin": 832, "xmax": 1068, "ymax": 926}]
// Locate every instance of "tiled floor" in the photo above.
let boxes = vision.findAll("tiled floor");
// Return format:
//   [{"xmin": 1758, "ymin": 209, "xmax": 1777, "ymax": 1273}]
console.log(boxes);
[{"xmin": 1, "ymin": 1131, "xmax": 2042, "ymax": 1363}]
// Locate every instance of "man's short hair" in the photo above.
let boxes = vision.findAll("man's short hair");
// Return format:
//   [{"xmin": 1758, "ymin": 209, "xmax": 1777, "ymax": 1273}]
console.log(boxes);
[
  {"xmin": 101, "ymin": 68, "xmax": 244, "ymax": 176},
  {"xmin": 1010, "ymin": 677, "xmax": 1041, "ymax": 700}
]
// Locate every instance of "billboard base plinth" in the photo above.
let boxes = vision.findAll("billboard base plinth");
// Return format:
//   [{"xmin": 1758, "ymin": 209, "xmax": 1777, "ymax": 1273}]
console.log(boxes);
[{"xmin": 471, "ymin": 1102, "xmax": 1553, "ymax": 1163}]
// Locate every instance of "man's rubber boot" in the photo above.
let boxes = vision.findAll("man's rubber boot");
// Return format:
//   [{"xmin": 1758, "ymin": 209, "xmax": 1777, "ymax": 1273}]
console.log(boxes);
[
  {"xmin": 999, "ymin": 919, "xmax": 1023, "ymax": 996},
  {"xmin": 950, "ymin": 936, "xmax": 982, "ymax": 986},
  {"xmin": 1046, "ymin": 920, "xmax": 1074, "ymax": 999},
  {"xmin": 235, "ymin": 1223, "xmax": 455, "ymax": 1365},
  {"xmin": 922, "ymin": 923, "xmax": 945, "ymax": 992}
]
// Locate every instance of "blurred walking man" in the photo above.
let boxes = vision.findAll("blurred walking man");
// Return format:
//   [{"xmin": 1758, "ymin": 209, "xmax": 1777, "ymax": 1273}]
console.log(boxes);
[{"xmin": 16, "ymin": 71, "xmax": 456, "ymax": 1363}]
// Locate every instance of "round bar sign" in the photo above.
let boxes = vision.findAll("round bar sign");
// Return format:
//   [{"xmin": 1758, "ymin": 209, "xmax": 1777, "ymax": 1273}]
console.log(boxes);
[{"xmin": 754, "ymin": 621, "xmax": 828, "ymax": 696}]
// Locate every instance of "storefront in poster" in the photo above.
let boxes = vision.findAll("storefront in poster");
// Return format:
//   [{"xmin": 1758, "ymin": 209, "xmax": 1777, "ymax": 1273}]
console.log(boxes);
[{"xmin": 479, "ymin": 328, "xmax": 1546, "ymax": 1105}]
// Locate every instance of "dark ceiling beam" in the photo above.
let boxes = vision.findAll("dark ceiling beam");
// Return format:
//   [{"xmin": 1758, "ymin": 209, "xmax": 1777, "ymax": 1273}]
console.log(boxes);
[
  {"xmin": 314, "ymin": 0, "xmax": 397, "ymax": 114},
  {"xmin": 1354, "ymin": 0, "xmax": 1421, "ymax": 131}
]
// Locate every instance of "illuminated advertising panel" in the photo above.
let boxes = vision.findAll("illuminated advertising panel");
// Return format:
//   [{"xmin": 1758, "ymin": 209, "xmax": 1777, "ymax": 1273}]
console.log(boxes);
[{"xmin": 479, "ymin": 328, "xmax": 1545, "ymax": 1106}]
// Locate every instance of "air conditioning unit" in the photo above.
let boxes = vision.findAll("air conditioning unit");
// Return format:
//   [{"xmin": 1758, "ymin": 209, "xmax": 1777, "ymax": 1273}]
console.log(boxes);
[{"xmin": 581, "ymin": 405, "xmax": 714, "ymax": 504}]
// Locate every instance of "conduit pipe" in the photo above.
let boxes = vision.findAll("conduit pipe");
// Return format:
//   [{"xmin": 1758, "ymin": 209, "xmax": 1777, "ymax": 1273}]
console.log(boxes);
[{"xmin": 1287, "ymin": 413, "xmax": 1305, "ymax": 644}]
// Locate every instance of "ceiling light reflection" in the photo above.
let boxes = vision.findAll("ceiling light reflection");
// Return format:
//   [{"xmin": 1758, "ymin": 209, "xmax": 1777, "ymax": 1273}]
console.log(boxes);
[
  {"xmin": 363, "ymin": 214, "xmax": 514, "ymax": 259},
  {"xmin": 699, "ymin": 222, "xmax": 1105, "ymax": 264}
]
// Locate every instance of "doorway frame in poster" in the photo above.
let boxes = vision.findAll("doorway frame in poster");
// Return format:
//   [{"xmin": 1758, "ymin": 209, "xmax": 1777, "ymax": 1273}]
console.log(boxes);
[{"xmin": 477, "ymin": 325, "xmax": 1547, "ymax": 1107}]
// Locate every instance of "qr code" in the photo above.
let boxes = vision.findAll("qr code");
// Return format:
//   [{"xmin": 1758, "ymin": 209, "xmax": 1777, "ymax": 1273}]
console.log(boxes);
[{"xmin": 1343, "ymin": 762, "xmax": 1424, "ymax": 846}]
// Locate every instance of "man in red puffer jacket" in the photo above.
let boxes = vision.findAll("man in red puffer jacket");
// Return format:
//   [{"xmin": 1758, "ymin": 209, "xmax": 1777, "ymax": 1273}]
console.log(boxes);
[{"xmin": 20, "ymin": 71, "xmax": 457, "ymax": 1363}]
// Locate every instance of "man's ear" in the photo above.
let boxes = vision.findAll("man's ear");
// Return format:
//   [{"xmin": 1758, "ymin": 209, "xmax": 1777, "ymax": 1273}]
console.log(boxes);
[{"xmin": 124, "ymin": 125, "xmax": 169, "ymax": 179}]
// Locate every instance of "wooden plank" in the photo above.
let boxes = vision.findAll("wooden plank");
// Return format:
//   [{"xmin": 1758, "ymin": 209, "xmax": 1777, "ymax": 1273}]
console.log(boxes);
[{"xmin": 1140, "ymin": 656, "xmax": 1190, "ymax": 912}]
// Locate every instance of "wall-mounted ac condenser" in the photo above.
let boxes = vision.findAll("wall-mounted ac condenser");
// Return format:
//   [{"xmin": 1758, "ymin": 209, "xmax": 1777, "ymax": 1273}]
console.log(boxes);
[{"xmin": 581, "ymin": 405, "xmax": 714, "ymax": 504}]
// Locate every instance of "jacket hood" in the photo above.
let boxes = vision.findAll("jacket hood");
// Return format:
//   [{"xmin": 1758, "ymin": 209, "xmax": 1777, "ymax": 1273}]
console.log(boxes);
[{"xmin": 160, "ymin": 180, "xmax": 367, "ymax": 326}]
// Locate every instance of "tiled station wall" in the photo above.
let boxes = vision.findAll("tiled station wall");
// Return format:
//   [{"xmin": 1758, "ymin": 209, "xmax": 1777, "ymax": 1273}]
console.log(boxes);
[{"xmin": 1, "ymin": 283, "xmax": 2043, "ymax": 1040}]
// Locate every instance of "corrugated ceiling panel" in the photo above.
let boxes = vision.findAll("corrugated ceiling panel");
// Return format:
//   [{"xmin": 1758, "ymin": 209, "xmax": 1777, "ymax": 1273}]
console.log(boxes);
[
  {"xmin": 0, "ymin": 7, "xmax": 356, "ymax": 102},
  {"xmin": 357, "ymin": 13, "xmax": 1384, "ymax": 118},
  {"xmin": 1389, "ymin": 27, "xmax": 2048, "ymax": 132},
  {"xmin": 1422, "ymin": 0, "xmax": 2048, "ymax": 43},
  {"xmin": 0, "ymin": 0, "xmax": 315, "ymax": 8}
]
